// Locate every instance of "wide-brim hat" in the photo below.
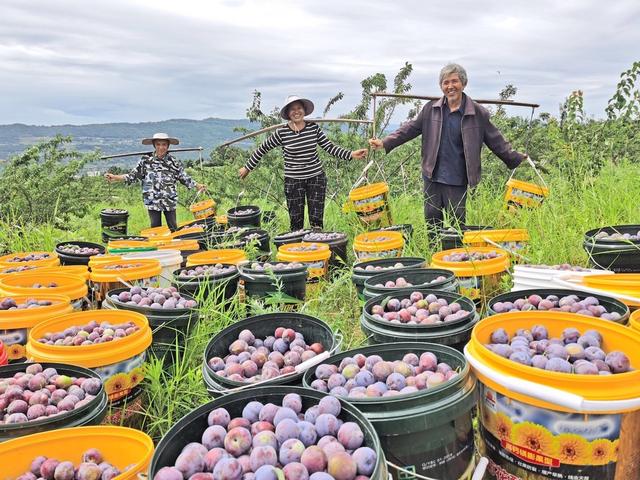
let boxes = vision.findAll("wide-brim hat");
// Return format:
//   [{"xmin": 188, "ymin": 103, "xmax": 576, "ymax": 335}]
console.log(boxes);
[
  {"xmin": 280, "ymin": 95, "xmax": 314, "ymax": 120},
  {"xmin": 142, "ymin": 132, "xmax": 179, "ymax": 145}
]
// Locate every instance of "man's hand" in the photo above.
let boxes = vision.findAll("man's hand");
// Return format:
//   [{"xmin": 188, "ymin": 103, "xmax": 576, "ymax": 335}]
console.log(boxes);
[
  {"xmin": 368, "ymin": 138, "xmax": 384, "ymax": 150},
  {"xmin": 104, "ymin": 173, "xmax": 121, "ymax": 183},
  {"xmin": 351, "ymin": 149, "xmax": 368, "ymax": 159},
  {"xmin": 238, "ymin": 167, "xmax": 250, "ymax": 180}
]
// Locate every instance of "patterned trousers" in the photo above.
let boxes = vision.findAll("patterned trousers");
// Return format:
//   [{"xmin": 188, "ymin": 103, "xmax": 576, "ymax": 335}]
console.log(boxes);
[{"xmin": 284, "ymin": 173, "xmax": 327, "ymax": 231}]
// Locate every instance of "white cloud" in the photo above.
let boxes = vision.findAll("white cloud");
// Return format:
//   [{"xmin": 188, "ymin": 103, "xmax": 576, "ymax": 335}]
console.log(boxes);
[{"xmin": 0, "ymin": 0, "xmax": 638, "ymax": 124}]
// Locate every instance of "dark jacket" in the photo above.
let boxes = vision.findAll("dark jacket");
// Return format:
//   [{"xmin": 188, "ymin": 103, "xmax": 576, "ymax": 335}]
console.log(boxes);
[{"xmin": 382, "ymin": 94, "xmax": 525, "ymax": 187}]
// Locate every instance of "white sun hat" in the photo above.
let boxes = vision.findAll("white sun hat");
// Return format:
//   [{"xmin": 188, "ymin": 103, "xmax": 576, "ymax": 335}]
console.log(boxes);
[
  {"xmin": 279, "ymin": 95, "xmax": 314, "ymax": 120},
  {"xmin": 142, "ymin": 132, "xmax": 179, "ymax": 145}
]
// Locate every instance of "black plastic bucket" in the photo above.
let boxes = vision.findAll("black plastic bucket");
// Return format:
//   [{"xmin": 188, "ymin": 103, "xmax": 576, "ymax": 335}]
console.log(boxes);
[
  {"xmin": 55, "ymin": 241, "xmax": 105, "ymax": 266},
  {"xmin": 261, "ymin": 210, "xmax": 276, "ymax": 225},
  {"xmin": 202, "ymin": 312, "xmax": 338, "ymax": 395},
  {"xmin": 273, "ymin": 229, "xmax": 313, "ymax": 249},
  {"xmin": 100, "ymin": 209, "xmax": 129, "ymax": 243},
  {"xmin": 352, "ymin": 257, "xmax": 426, "ymax": 296},
  {"xmin": 302, "ymin": 232, "xmax": 350, "ymax": 270},
  {"xmin": 103, "ymin": 288, "xmax": 199, "ymax": 362},
  {"xmin": 487, "ymin": 288, "xmax": 630, "ymax": 324},
  {"xmin": 361, "ymin": 288, "xmax": 479, "ymax": 351},
  {"xmin": 227, "ymin": 205, "xmax": 261, "ymax": 228},
  {"xmin": 239, "ymin": 263, "xmax": 308, "ymax": 302},
  {"xmin": 381, "ymin": 224, "xmax": 414, "ymax": 242},
  {"xmin": 173, "ymin": 264, "xmax": 239, "ymax": 303},
  {"xmin": 0, "ymin": 362, "xmax": 108, "ymax": 441},
  {"xmin": 239, "ymin": 228, "xmax": 271, "ymax": 256},
  {"xmin": 363, "ymin": 267, "xmax": 458, "ymax": 301},
  {"xmin": 302, "ymin": 342, "xmax": 477, "ymax": 480},
  {"xmin": 148, "ymin": 386, "xmax": 388, "ymax": 479},
  {"xmin": 439, "ymin": 225, "xmax": 493, "ymax": 251},
  {"xmin": 583, "ymin": 225, "xmax": 640, "ymax": 272}
]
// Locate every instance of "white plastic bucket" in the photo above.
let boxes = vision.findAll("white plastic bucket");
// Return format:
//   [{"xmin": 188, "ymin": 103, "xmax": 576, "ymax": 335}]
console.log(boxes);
[
  {"xmin": 122, "ymin": 250, "xmax": 182, "ymax": 287},
  {"xmin": 512, "ymin": 265, "xmax": 611, "ymax": 292}
]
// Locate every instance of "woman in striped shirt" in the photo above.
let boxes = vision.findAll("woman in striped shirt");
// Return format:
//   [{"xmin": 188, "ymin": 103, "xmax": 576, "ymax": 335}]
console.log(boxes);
[{"xmin": 239, "ymin": 95, "xmax": 368, "ymax": 230}]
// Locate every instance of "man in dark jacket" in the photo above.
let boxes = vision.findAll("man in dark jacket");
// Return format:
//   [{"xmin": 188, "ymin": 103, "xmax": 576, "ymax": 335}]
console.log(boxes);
[{"xmin": 369, "ymin": 63, "xmax": 528, "ymax": 227}]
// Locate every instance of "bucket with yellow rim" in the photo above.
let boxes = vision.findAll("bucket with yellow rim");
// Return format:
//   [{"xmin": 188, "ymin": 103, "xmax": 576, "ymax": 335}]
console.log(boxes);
[
  {"xmin": 431, "ymin": 247, "xmax": 510, "ymax": 307},
  {"xmin": 552, "ymin": 273, "xmax": 640, "ymax": 312},
  {"xmin": 277, "ymin": 242, "xmax": 331, "ymax": 282},
  {"xmin": 0, "ymin": 251, "xmax": 59, "ymax": 268},
  {"xmin": 353, "ymin": 231, "xmax": 404, "ymax": 262},
  {"xmin": 0, "ymin": 272, "xmax": 88, "ymax": 310},
  {"xmin": 140, "ymin": 225, "xmax": 171, "ymax": 238},
  {"xmin": 107, "ymin": 240, "xmax": 157, "ymax": 254},
  {"xmin": 504, "ymin": 157, "xmax": 549, "ymax": 210},
  {"xmin": 190, "ymin": 199, "xmax": 217, "ymax": 220},
  {"xmin": 186, "ymin": 249, "xmax": 247, "ymax": 267},
  {"xmin": 346, "ymin": 182, "xmax": 393, "ymax": 227},
  {"xmin": 466, "ymin": 311, "xmax": 640, "ymax": 479},
  {"xmin": 463, "ymin": 228, "xmax": 530, "ymax": 261},
  {"xmin": 89, "ymin": 259, "xmax": 161, "ymax": 305}
]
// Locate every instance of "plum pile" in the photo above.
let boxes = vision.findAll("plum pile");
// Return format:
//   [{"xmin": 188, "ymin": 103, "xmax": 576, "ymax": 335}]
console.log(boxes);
[
  {"xmin": 302, "ymin": 232, "xmax": 346, "ymax": 242},
  {"xmin": 370, "ymin": 292, "xmax": 472, "ymax": 325},
  {"xmin": 248, "ymin": 262, "xmax": 304, "ymax": 272},
  {"xmin": 243, "ymin": 233, "xmax": 263, "ymax": 242},
  {"xmin": 0, "ymin": 364, "xmax": 101, "ymax": 425},
  {"xmin": 309, "ymin": 352, "xmax": 457, "ymax": 398},
  {"xmin": 6, "ymin": 253, "xmax": 52, "ymax": 263},
  {"xmin": 442, "ymin": 251, "xmax": 501, "ymax": 262},
  {"xmin": 58, "ymin": 244, "xmax": 102, "ymax": 256},
  {"xmin": 31, "ymin": 283, "xmax": 58, "ymax": 289},
  {"xmin": 485, "ymin": 326, "xmax": 632, "ymax": 374},
  {"xmin": 153, "ymin": 393, "xmax": 378, "ymax": 480},
  {"xmin": 359, "ymin": 235, "xmax": 392, "ymax": 243},
  {"xmin": 110, "ymin": 286, "xmax": 197, "ymax": 309},
  {"xmin": 178, "ymin": 264, "xmax": 237, "ymax": 278},
  {"xmin": 276, "ymin": 230, "xmax": 311, "ymax": 240},
  {"xmin": 1, "ymin": 265, "xmax": 37, "ymax": 274},
  {"xmin": 102, "ymin": 208, "xmax": 127, "ymax": 214},
  {"xmin": 372, "ymin": 275, "xmax": 447, "ymax": 289},
  {"xmin": 0, "ymin": 298, "xmax": 54, "ymax": 311},
  {"xmin": 16, "ymin": 448, "xmax": 129, "ymax": 480},
  {"xmin": 492, "ymin": 294, "xmax": 622, "ymax": 321},
  {"xmin": 522, "ymin": 264, "xmax": 591, "ymax": 272},
  {"xmin": 354, "ymin": 262, "xmax": 406, "ymax": 273},
  {"xmin": 593, "ymin": 231, "xmax": 640, "ymax": 241},
  {"xmin": 287, "ymin": 244, "xmax": 324, "ymax": 252},
  {"xmin": 227, "ymin": 227, "xmax": 248, "ymax": 235},
  {"xmin": 208, "ymin": 327, "xmax": 325, "ymax": 383},
  {"xmin": 37, "ymin": 320, "xmax": 139, "ymax": 346},
  {"xmin": 101, "ymin": 263, "xmax": 143, "ymax": 270},
  {"xmin": 232, "ymin": 208, "xmax": 258, "ymax": 216}
]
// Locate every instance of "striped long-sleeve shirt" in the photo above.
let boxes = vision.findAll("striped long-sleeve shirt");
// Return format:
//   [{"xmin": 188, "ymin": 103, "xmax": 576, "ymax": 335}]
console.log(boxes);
[{"xmin": 244, "ymin": 122, "xmax": 352, "ymax": 179}]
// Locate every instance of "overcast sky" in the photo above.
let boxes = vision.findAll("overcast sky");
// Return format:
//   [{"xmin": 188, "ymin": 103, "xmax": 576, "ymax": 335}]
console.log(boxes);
[{"xmin": 1, "ymin": 0, "xmax": 638, "ymax": 125}]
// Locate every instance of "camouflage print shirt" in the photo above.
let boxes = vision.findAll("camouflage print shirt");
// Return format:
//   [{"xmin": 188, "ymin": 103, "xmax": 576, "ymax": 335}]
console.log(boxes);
[{"xmin": 124, "ymin": 154, "xmax": 197, "ymax": 211}]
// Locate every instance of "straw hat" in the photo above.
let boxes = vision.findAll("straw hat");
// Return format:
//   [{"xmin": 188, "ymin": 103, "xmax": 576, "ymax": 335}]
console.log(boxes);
[
  {"xmin": 280, "ymin": 95, "xmax": 314, "ymax": 120},
  {"xmin": 142, "ymin": 132, "xmax": 179, "ymax": 145}
]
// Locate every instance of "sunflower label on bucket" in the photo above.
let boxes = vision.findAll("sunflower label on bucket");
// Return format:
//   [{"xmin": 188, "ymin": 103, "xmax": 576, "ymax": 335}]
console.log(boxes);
[{"xmin": 479, "ymin": 384, "xmax": 620, "ymax": 479}]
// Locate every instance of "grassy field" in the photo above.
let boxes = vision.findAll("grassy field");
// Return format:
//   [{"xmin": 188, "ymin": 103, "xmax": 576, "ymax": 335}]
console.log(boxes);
[{"xmin": 2, "ymin": 158, "xmax": 640, "ymax": 441}]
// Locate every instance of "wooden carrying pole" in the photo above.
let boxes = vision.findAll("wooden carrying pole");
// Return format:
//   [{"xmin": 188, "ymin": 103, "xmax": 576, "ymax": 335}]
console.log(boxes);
[
  {"xmin": 100, "ymin": 147, "xmax": 204, "ymax": 160},
  {"xmin": 372, "ymin": 92, "xmax": 539, "ymax": 108},
  {"xmin": 218, "ymin": 118, "xmax": 373, "ymax": 148}
]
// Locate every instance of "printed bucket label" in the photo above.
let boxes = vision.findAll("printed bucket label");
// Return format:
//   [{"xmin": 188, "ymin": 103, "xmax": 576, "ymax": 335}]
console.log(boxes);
[
  {"xmin": 96, "ymin": 351, "xmax": 146, "ymax": 402},
  {"xmin": 355, "ymin": 248, "xmax": 401, "ymax": 261},
  {"xmin": 479, "ymin": 383, "xmax": 620, "ymax": 480},
  {"xmin": 0, "ymin": 328, "xmax": 28, "ymax": 360},
  {"xmin": 354, "ymin": 194, "xmax": 385, "ymax": 209},
  {"xmin": 457, "ymin": 276, "xmax": 481, "ymax": 300}
]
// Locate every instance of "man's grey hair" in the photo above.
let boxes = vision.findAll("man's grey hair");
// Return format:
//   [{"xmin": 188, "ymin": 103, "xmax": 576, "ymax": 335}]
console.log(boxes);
[{"xmin": 439, "ymin": 63, "xmax": 468, "ymax": 86}]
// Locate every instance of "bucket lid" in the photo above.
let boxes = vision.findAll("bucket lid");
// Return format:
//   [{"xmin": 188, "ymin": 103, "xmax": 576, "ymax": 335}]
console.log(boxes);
[
  {"xmin": 354, "ymin": 231, "xmax": 404, "ymax": 252},
  {"xmin": 0, "ymin": 425, "xmax": 153, "ymax": 479},
  {"xmin": 0, "ymin": 294, "xmax": 73, "ymax": 329},
  {"xmin": 463, "ymin": 228, "xmax": 529, "ymax": 244},
  {"xmin": 506, "ymin": 178, "xmax": 550, "ymax": 196},
  {"xmin": 187, "ymin": 249, "xmax": 247, "ymax": 267},
  {"xmin": 88, "ymin": 254, "xmax": 123, "ymax": 268},
  {"xmin": 140, "ymin": 226, "xmax": 171, "ymax": 237},
  {"xmin": 466, "ymin": 311, "xmax": 640, "ymax": 413},
  {"xmin": 349, "ymin": 182, "xmax": 389, "ymax": 201},
  {"xmin": 89, "ymin": 259, "xmax": 162, "ymax": 282},
  {"xmin": 27, "ymin": 310, "xmax": 152, "ymax": 367},
  {"xmin": 630, "ymin": 310, "xmax": 640, "ymax": 332},
  {"xmin": 0, "ymin": 252, "xmax": 59, "ymax": 268},
  {"xmin": 0, "ymin": 272, "xmax": 88, "ymax": 300},
  {"xmin": 156, "ymin": 239, "xmax": 200, "ymax": 251},
  {"xmin": 122, "ymin": 250, "xmax": 183, "ymax": 267},
  {"xmin": 39, "ymin": 265, "xmax": 91, "ymax": 281},
  {"xmin": 107, "ymin": 239, "xmax": 157, "ymax": 251},
  {"xmin": 277, "ymin": 242, "xmax": 331, "ymax": 262},
  {"xmin": 431, "ymin": 247, "xmax": 510, "ymax": 276},
  {"xmin": 171, "ymin": 226, "xmax": 204, "ymax": 238},
  {"xmin": 190, "ymin": 199, "xmax": 216, "ymax": 212}
]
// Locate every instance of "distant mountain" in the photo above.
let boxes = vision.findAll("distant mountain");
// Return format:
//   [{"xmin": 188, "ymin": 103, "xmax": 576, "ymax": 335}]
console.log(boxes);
[{"xmin": 0, "ymin": 117, "xmax": 255, "ymax": 165}]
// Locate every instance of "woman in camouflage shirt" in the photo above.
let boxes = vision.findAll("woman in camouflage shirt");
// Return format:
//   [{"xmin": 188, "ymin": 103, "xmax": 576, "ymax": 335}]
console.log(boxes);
[{"xmin": 105, "ymin": 133, "xmax": 205, "ymax": 231}]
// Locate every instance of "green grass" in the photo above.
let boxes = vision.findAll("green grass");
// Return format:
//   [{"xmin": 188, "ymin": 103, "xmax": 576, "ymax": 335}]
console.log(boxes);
[{"xmin": 2, "ymin": 160, "xmax": 640, "ymax": 442}]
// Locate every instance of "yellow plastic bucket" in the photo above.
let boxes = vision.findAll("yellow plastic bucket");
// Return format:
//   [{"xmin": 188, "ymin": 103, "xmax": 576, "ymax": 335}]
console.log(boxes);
[
  {"xmin": 216, "ymin": 214, "xmax": 228, "ymax": 226},
  {"xmin": 463, "ymin": 228, "xmax": 529, "ymax": 259},
  {"xmin": 277, "ymin": 242, "xmax": 331, "ymax": 281},
  {"xmin": 466, "ymin": 311, "xmax": 640, "ymax": 479},
  {"xmin": 88, "ymin": 254, "xmax": 123, "ymax": 269},
  {"xmin": 140, "ymin": 225, "xmax": 171, "ymax": 237},
  {"xmin": 504, "ymin": 178, "xmax": 550, "ymax": 209},
  {"xmin": 0, "ymin": 426, "xmax": 154, "ymax": 479},
  {"xmin": 27, "ymin": 310, "xmax": 152, "ymax": 402},
  {"xmin": 630, "ymin": 310, "xmax": 640, "ymax": 332},
  {"xmin": 0, "ymin": 294, "xmax": 73, "ymax": 360},
  {"xmin": 171, "ymin": 225, "xmax": 204, "ymax": 238},
  {"xmin": 187, "ymin": 249, "xmax": 246, "ymax": 267},
  {"xmin": 347, "ymin": 182, "xmax": 393, "ymax": 227},
  {"xmin": 353, "ymin": 231, "xmax": 404, "ymax": 262},
  {"xmin": 89, "ymin": 259, "xmax": 161, "ymax": 304},
  {"xmin": 155, "ymin": 239, "xmax": 201, "ymax": 251},
  {"xmin": 190, "ymin": 199, "xmax": 217, "ymax": 219},
  {"xmin": 107, "ymin": 240, "xmax": 157, "ymax": 254},
  {"xmin": 0, "ymin": 272, "xmax": 88, "ymax": 310},
  {"xmin": 431, "ymin": 247, "xmax": 510, "ymax": 306},
  {"xmin": 0, "ymin": 251, "xmax": 59, "ymax": 268},
  {"xmin": 579, "ymin": 274, "xmax": 640, "ymax": 310}
]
